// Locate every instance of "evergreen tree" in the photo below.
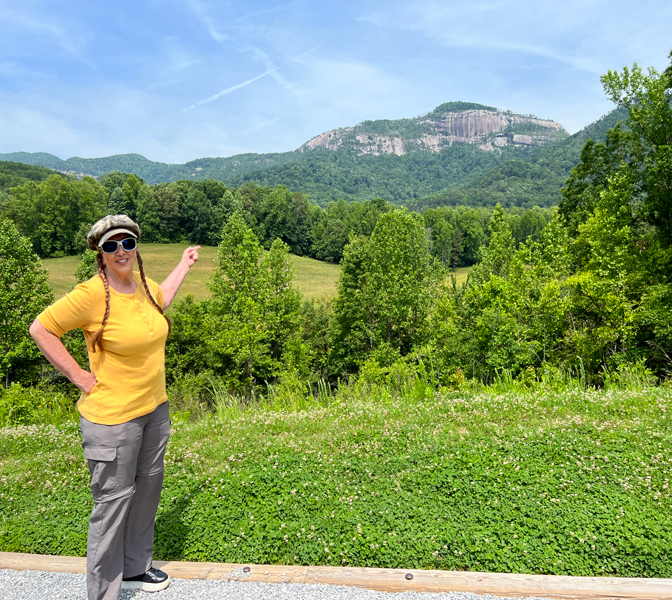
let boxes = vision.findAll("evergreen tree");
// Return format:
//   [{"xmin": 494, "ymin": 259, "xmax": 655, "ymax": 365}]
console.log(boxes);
[
  {"xmin": 135, "ymin": 184, "xmax": 161, "ymax": 242},
  {"xmin": 107, "ymin": 187, "xmax": 128, "ymax": 215}
]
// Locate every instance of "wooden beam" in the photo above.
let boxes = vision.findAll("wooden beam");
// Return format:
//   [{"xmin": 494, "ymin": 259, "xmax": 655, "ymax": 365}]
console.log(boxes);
[{"xmin": 1, "ymin": 552, "xmax": 671, "ymax": 600}]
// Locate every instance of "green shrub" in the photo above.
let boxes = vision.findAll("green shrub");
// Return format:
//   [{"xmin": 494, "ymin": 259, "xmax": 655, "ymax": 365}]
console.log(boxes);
[{"xmin": 0, "ymin": 383, "xmax": 76, "ymax": 427}]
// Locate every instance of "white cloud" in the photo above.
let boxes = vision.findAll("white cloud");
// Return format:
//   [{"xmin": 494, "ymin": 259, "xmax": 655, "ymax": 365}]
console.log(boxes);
[
  {"xmin": 358, "ymin": 0, "xmax": 671, "ymax": 75},
  {"xmin": 184, "ymin": 0, "xmax": 229, "ymax": 43},
  {"xmin": 0, "ymin": 7, "xmax": 93, "ymax": 65}
]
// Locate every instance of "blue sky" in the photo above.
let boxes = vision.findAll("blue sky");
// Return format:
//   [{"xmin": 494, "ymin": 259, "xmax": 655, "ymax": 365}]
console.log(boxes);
[{"xmin": 1, "ymin": 0, "xmax": 670, "ymax": 163}]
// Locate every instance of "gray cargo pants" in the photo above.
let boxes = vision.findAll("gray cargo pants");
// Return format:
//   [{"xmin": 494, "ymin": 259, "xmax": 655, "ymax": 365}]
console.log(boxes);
[{"xmin": 80, "ymin": 401, "xmax": 170, "ymax": 600}]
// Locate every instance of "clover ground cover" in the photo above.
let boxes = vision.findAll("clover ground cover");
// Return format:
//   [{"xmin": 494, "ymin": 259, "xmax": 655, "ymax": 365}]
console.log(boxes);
[{"xmin": 1, "ymin": 387, "xmax": 671, "ymax": 577}]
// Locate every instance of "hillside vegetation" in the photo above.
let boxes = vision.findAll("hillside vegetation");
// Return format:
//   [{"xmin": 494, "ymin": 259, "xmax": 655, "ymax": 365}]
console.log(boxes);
[
  {"xmin": 0, "ymin": 161, "xmax": 63, "ymax": 193},
  {"xmin": 409, "ymin": 107, "xmax": 628, "ymax": 211}
]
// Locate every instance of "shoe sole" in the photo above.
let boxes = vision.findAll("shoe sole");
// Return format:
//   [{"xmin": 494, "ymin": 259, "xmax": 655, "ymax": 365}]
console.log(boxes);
[{"xmin": 121, "ymin": 576, "xmax": 171, "ymax": 592}]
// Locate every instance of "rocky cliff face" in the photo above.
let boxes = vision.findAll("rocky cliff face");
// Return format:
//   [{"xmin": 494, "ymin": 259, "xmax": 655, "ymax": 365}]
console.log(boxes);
[{"xmin": 300, "ymin": 106, "xmax": 568, "ymax": 156}]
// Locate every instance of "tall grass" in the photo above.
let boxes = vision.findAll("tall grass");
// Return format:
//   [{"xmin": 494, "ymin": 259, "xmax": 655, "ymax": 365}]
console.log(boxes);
[{"xmin": 0, "ymin": 356, "xmax": 662, "ymax": 430}]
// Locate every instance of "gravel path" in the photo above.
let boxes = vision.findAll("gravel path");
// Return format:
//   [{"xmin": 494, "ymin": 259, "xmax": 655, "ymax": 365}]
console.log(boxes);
[{"xmin": 0, "ymin": 569, "xmax": 555, "ymax": 600}]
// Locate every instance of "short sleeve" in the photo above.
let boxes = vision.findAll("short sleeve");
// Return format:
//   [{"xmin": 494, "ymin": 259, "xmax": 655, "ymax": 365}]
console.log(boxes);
[{"xmin": 37, "ymin": 280, "xmax": 95, "ymax": 337}]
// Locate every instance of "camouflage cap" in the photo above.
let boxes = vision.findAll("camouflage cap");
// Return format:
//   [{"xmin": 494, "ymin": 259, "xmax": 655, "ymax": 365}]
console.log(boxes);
[{"xmin": 87, "ymin": 215, "xmax": 141, "ymax": 250}]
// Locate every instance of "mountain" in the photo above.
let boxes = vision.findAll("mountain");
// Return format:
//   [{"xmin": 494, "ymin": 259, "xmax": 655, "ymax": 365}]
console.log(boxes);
[
  {"xmin": 0, "ymin": 151, "xmax": 299, "ymax": 184},
  {"xmin": 225, "ymin": 102, "xmax": 570, "ymax": 205},
  {"xmin": 299, "ymin": 101, "xmax": 567, "ymax": 156},
  {"xmin": 408, "ymin": 106, "xmax": 628, "ymax": 210},
  {"xmin": 1, "ymin": 101, "xmax": 622, "ymax": 208}
]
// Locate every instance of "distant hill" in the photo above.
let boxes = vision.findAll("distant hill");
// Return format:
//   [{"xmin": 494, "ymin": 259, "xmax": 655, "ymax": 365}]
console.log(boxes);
[
  {"xmin": 0, "ymin": 160, "xmax": 63, "ymax": 192},
  {"xmin": 0, "ymin": 151, "xmax": 300, "ymax": 184},
  {"xmin": 298, "ymin": 101, "xmax": 567, "ymax": 156},
  {"xmin": 2, "ymin": 101, "xmax": 622, "ymax": 208}
]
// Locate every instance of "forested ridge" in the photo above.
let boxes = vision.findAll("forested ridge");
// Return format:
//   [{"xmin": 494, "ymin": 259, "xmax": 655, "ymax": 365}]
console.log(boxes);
[
  {"xmin": 408, "ymin": 107, "xmax": 629, "ymax": 210},
  {"xmin": 0, "ymin": 161, "xmax": 63, "ymax": 193}
]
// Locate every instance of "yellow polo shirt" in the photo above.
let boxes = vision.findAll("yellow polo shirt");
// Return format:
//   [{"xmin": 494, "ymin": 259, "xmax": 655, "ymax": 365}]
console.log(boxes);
[{"xmin": 37, "ymin": 273, "xmax": 169, "ymax": 425}]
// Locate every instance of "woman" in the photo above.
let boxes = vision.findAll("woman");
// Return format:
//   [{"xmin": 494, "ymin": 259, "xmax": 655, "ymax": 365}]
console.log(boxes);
[{"xmin": 29, "ymin": 215, "xmax": 200, "ymax": 600}]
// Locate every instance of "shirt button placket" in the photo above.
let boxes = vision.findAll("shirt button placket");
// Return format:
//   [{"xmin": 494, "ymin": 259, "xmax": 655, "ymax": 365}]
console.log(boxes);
[{"xmin": 135, "ymin": 298, "xmax": 154, "ymax": 332}]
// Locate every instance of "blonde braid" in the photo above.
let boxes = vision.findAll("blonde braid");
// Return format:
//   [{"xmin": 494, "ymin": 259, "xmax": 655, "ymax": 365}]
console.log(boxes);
[
  {"xmin": 90, "ymin": 252, "xmax": 111, "ymax": 352},
  {"xmin": 136, "ymin": 250, "xmax": 172, "ymax": 335}
]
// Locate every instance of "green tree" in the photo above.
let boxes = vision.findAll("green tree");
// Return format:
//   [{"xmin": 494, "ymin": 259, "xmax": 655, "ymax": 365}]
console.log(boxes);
[
  {"xmin": 182, "ymin": 187, "xmax": 213, "ymax": 245},
  {"xmin": 208, "ymin": 212, "xmax": 305, "ymax": 388},
  {"xmin": 74, "ymin": 249, "xmax": 98, "ymax": 284},
  {"xmin": 121, "ymin": 173, "xmax": 143, "ymax": 220},
  {"xmin": 333, "ymin": 209, "xmax": 439, "ymax": 369},
  {"xmin": 557, "ymin": 51, "xmax": 672, "ymax": 375},
  {"xmin": 100, "ymin": 171, "xmax": 128, "ymax": 196},
  {"xmin": 330, "ymin": 235, "xmax": 373, "ymax": 371},
  {"xmin": 436, "ymin": 211, "xmax": 572, "ymax": 380},
  {"xmin": 263, "ymin": 238, "xmax": 303, "ymax": 367},
  {"xmin": 165, "ymin": 294, "xmax": 212, "ymax": 384},
  {"xmin": 311, "ymin": 217, "xmax": 349, "ymax": 263},
  {"xmin": 153, "ymin": 185, "xmax": 181, "ymax": 242},
  {"xmin": 567, "ymin": 172, "xmax": 648, "ymax": 370},
  {"xmin": 456, "ymin": 209, "xmax": 486, "ymax": 265},
  {"xmin": 108, "ymin": 187, "xmax": 129, "ymax": 215},
  {"xmin": 601, "ymin": 56, "xmax": 672, "ymax": 247},
  {"xmin": 135, "ymin": 184, "xmax": 161, "ymax": 242},
  {"xmin": 208, "ymin": 212, "xmax": 268, "ymax": 387},
  {"xmin": 0, "ymin": 218, "xmax": 54, "ymax": 386},
  {"xmin": 477, "ymin": 204, "xmax": 516, "ymax": 279},
  {"xmin": 4, "ymin": 175, "xmax": 107, "ymax": 257}
]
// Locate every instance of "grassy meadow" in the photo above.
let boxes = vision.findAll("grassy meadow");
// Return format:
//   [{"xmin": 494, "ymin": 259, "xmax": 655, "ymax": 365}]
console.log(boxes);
[
  {"xmin": 41, "ymin": 244, "xmax": 471, "ymax": 302},
  {"xmin": 2, "ymin": 382, "xmax": 672, "ymax": 577},
  {"xmin": 42, "ymin": 244, "xmax": 342, "ymax": 303}
]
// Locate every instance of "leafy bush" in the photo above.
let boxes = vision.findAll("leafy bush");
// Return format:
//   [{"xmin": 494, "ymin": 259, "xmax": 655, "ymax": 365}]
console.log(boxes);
[{"xmin": 0, "ymin": 383, "xmax": 77, "ymax": 427}]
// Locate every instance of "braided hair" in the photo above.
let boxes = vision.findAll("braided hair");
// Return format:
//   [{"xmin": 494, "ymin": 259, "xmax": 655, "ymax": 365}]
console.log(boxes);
[
  {"xmin": 90, "ymin": 249, "xmax": 171, "ymax": 353},
  {"xmin": 90, "ymin": 253, "xmax": 111, "ymax": 352},
  {"xmin": 137, "ymin": 250, "xmax": 172, "ymax": 335}
]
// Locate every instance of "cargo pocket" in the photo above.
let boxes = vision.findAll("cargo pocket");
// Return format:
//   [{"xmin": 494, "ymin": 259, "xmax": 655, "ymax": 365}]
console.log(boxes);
[{"xmin": 84, "ymin": 446, "xmax": 120, "ymax": 502}]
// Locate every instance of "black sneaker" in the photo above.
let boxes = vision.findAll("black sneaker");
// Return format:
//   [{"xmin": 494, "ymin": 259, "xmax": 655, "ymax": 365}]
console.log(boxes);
[{"xmin": 121, "ymin": 566, "xmax": 171, "ymax": 592}]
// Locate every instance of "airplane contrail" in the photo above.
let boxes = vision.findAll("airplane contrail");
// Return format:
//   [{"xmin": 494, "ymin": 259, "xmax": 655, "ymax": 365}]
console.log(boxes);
[{"xmin": 186, "ymin": 44, "xmax": 323, "ymax": 110}]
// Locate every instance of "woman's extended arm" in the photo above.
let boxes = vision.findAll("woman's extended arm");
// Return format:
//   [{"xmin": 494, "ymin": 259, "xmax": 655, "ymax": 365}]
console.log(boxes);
[
  {"xmin": 160, "ymin": 246, "xmax": 200, "ymax": 310},
  {"xmin": 29, "ymin": 319, "xmax": 97, "ymax": 393}
]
